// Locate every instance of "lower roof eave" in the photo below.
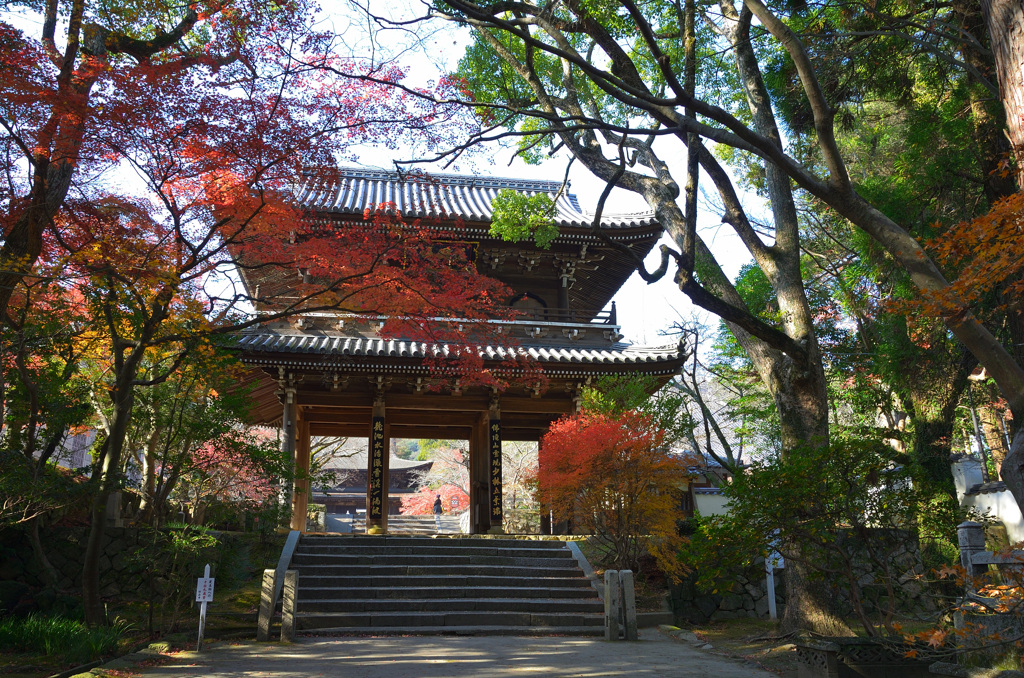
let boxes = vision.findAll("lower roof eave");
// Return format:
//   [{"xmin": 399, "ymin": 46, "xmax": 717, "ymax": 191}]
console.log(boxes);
[{"xmin": 238, "ymin": 353, "xmax": 685, "ymax": 379}]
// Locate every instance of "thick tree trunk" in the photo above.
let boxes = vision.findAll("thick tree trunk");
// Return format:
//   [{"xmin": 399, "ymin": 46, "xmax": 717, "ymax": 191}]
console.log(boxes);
[
  {"xmin": 766, "ymin": 344, "xmax": 852, "ymax": 635},
  {"xmin": 980, "ymin": 0, "xmax": 1024, "ymax": 188},
  {"xmin": 979, "ymin": 405, "xmax": 1011, "ymax": 473},
  {"xmin": 29, "ymin": 517, "xmax": 61, "ymax": 588},
  {"xmin": 82, "ymin": 376, "xmax": 137, "ymax": 625},
  {"xmin": 719, "ymin": 3, "xmax": 849, "ymax": 633},
  {"xmin": 912, "ymin": 418, "xmax": 961, "ymax": 487},
  {"xmin": 137, "ymin": 426, "xmax": 162, "ymax": 523}
]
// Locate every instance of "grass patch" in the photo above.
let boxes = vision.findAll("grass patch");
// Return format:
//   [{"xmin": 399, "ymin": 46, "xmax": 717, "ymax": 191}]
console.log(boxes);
[
  {"xmin": 0, "ymin": 613, "xmax": 131, "ymax": 666},
  {"xmin": 688, "ymin": 617, "xmax": 798, "ymax": 676}
]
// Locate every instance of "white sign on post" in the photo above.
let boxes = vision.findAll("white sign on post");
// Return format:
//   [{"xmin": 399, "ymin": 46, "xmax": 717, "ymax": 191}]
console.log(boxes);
[
  {"xmin": 196, "ymin": 564, "xmax": 214, "ymax": 651},
  {"xmin": 196, "ymin": 575, "xmax": 215, "ymax": 602},
  {"xmin": 765, "ymin": 550, "xmax": 784, "ymax": 621}
]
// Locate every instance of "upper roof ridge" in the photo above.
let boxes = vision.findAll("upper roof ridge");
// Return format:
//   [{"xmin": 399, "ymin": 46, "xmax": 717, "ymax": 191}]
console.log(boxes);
[
  {"xmin": 295, "ymin": 166, "xmax": 658, "ymax": 228},
  {"xmin": 303, "ymin": 167, "xmax": 569, "ymax": 193}
]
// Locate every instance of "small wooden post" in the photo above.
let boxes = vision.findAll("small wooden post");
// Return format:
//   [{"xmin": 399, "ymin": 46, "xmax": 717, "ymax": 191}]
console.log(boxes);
[{"xmin": 195, "ymin": 564, "xmax": 214, "ymax": 651}]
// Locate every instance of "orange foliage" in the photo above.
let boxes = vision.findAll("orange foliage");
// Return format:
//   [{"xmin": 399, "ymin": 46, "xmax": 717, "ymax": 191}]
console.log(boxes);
[
  {"xmin": 538, "ymin": 411, "xmax": 697, "ymax": 578},
  {"xmin": 920, "ymin": 192, "xmax": 1024, "ymax": 316}
]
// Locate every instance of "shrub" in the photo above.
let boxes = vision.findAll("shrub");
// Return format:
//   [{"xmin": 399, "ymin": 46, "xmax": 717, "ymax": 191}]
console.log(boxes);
[
  {"xmin": 684, "ymin": 432, "xmax": 938, "ymax": 636},
  {"xmin": 0, "ymin": 613, "xmax": 130, "ymax": 665}
]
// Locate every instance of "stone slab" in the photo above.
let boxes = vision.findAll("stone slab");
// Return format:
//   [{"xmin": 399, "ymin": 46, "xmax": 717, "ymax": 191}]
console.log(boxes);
[{"xmin": 129, "ymin": 629, "xmax": 779, "ymax": 677}]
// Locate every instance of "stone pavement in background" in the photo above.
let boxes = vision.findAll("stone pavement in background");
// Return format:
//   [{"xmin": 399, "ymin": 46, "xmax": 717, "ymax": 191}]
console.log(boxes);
[{"xmin": 133, "ymin": 628, "xmax": 778, "ymax": 677}]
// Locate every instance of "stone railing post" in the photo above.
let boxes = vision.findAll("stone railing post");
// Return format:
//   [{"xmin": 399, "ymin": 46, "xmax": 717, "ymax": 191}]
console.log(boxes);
[
  {"xmin": 620, "ymin": 569, "xmax": 638, "ymax": 641},
  {"xmin": 257, "ymin": 569, "xmax": 277, "ymax": 641},
  {"xmin": 957, "ymin": 521, "xmax": 988, "ymax": 592},
  {"xmin": 604, "ymin": 570, "xmax": 620, "ymax": 641},
  {"xmin": 281, "ymin": 570, "xmax": 298, "ymax": 642}
]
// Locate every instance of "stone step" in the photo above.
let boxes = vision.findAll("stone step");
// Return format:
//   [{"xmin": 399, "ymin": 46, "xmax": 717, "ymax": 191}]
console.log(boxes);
[
  {"xmin": 295, "ymin": 610, "xmax": 604, "ymax": 630},
  {"xmin": 289, "ymin": 563, "xmax": 585, "ymax": 578},
  {"xmin": 290, "ymin": 553, "xmax": 575, "ymax": 567},
  {"xmin": 293, "ymin": 545, "xmax": 571, "ymax": 559},
  {"xmin": 297, "ymin": 597, "xmax": 605, "ymax": 614},
  {"xmin": 296, "ymin": 585, "xmax": 598, "ymax": 602},
  {"xmin": 282, "ymin": 534, "xmax": 601, "ymax": 637},
  {"xmin": 296, "ymin": 624, "xmax": 604, "ymax": 637},
  {"xmin": 382, "ymin": 518, "xmax": 462, "ymax": 534},
  {"xmin": 298, "ymin": 536, "xmax": 568, "ymax": 549},
  {"xmin": 296, "ymin": 574, "xmax": 593, "ymax": 590}
]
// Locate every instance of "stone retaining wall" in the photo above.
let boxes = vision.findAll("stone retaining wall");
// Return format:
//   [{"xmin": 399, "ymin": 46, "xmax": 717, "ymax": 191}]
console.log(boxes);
[
  {"xmin": 0, "ymin": 526, "xmax": 270, "ymax": 602},
  {"xmin": 0, "ymin": 527, "xmax": 152, "ymax": 598},
  {"xmin": 669, "ymin": 557, "xmax": 785, "ymax": 624}
]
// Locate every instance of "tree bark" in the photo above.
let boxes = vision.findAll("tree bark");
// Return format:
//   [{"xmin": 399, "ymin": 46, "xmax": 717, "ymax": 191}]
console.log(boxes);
[
  {"xmin": 979, "ymin": 404, "xmax": 1011, "ymax": 473},
  {"xmin": 29, "ymin": 517, "xmax": 61, "ymax": 588},
  {"xmin": 81, "ymin": 290, "xmax": 161, "ymax": 624},
  {"xmin": 713, "ymin": 2, "xmax": 849, "ymax": 634},
  {"xmin": 980, "ymin": 0, "xmax": 1024, "ymax": 188},
  {"xmin": 81, "ymin": 375, "xmax": 136, "ymax": 625}
]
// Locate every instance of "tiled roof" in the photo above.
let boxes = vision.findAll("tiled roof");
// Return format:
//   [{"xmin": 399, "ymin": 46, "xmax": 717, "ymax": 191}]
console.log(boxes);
[
  {"xmin": 321, "ymin": 450, "xmax": 432, "ymax": 471},
  {"xmin": 967, "ymin": 480, "xmax": 1008, "ymax": 496},
  {"xmin": 234, "ymin": 332, "xmax": 682, "ymax": 366},
  {"xmin": 295, "ymin": 168, "xmax": 658, "ymax": 230}
]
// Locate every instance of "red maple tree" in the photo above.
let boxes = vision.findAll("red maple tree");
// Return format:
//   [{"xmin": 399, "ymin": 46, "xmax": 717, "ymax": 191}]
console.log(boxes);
[
  {"xmin": 401, "ymin": 485, "xmax": 470, "ymax": 516},
  {"xmin": 0, "ymin": 1, "xmax": 527, "ymax": 625},
  {"xmin": 538, "ymin": 410, "xmax": 697, "ymax": 578},
  {"xmin": 173, "ymin": 430, "xmax": 282, "ymax": 525}
]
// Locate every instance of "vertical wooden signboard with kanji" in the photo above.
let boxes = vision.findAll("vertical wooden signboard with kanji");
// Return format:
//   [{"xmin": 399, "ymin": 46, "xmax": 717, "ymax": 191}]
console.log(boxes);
[
  {"xmin": 369, "ymin": 416, "xmax": 385, "ymax": 525},
  {"xmin": 488, "ymin": 418, "xmax": 502, "ymax": 530}
]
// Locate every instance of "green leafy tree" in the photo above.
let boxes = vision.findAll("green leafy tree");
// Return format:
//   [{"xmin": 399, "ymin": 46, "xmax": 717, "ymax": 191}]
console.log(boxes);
[
  {"xmin": 685, "ymin": 431, "xmax": 936, "ymax": 637},
  {"xmin": 418, "ymin": 0, "xmax": 1024, "ymax": 552},
  {"xmin": 489, "ymin": 190, "xmax": 559, "ymax": 248}
]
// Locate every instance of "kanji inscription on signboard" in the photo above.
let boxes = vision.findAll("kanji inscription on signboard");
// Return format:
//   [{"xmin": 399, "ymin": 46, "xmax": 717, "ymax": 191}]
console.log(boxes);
[
  {"xmin": 196, "ymin": 576, "xmax": 215, "ymax": 602},
  {"xmin": 369, "ymin": 416, "xmax": 385, "ymax": 519},
  {"xmin": 488, "ymin": 418, "xmax": 502, "ymax": 520}
]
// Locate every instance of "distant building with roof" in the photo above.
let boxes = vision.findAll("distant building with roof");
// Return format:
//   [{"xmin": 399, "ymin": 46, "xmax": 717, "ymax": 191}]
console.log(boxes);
[
  {"xmin": 313, "ymin": 449, "xmax": 432, "ymax": 516},
  {"xmin": 952, "ymin": 453, "xmax": 1024, "ymax": 543}
]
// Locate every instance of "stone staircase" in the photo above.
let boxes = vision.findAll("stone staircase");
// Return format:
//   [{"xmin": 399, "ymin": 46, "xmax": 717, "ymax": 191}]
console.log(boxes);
[
  {"xmin": 384, "ymin": 514, "xmax": 462, "ymax": 535},
  {"xmin": 287, "ymin": 535, "xmax": 604, "ymax": 635},
  {"xmin": 322, "ymin": 513, "xmax": 463, "ymax": 535}
]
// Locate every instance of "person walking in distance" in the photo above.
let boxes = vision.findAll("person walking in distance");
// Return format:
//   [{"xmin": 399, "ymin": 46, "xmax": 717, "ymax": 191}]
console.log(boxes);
[{"xmin": 433, "ymin": 494, "xmax": 443, "ymax": 532}]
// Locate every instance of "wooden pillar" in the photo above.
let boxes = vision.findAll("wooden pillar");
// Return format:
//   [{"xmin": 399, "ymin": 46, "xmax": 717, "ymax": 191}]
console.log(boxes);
[
  {"xmin": 538, "ymin": 438, "xmax": 551, "ymax": 535},
  {"xmin": 487, "ymin": 401, "xmax": 504, "ymax": 533},
  {"xmin": 290, "ymin": 415, "xmax": 310, "ymax": 532},
  {"xmin": 367, "ymin": 397, "xmax": 390, "ymax": 533},
  {"xmin": 469, "ymin": 413, "xmax": 490, "ymax": 534},
  {"xmin": 558, "ymin": 278, "xmax": 570, "ymax": 310},
  {"xmin": 280, "ymin": 385, "xmax": 297, "ymax": 525}
]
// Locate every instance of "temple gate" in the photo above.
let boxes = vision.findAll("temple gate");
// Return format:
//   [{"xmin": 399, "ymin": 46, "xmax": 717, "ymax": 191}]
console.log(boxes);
[{"xmin": 231, "ymin": 169, "xmax": 685, "ymax": 534}]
